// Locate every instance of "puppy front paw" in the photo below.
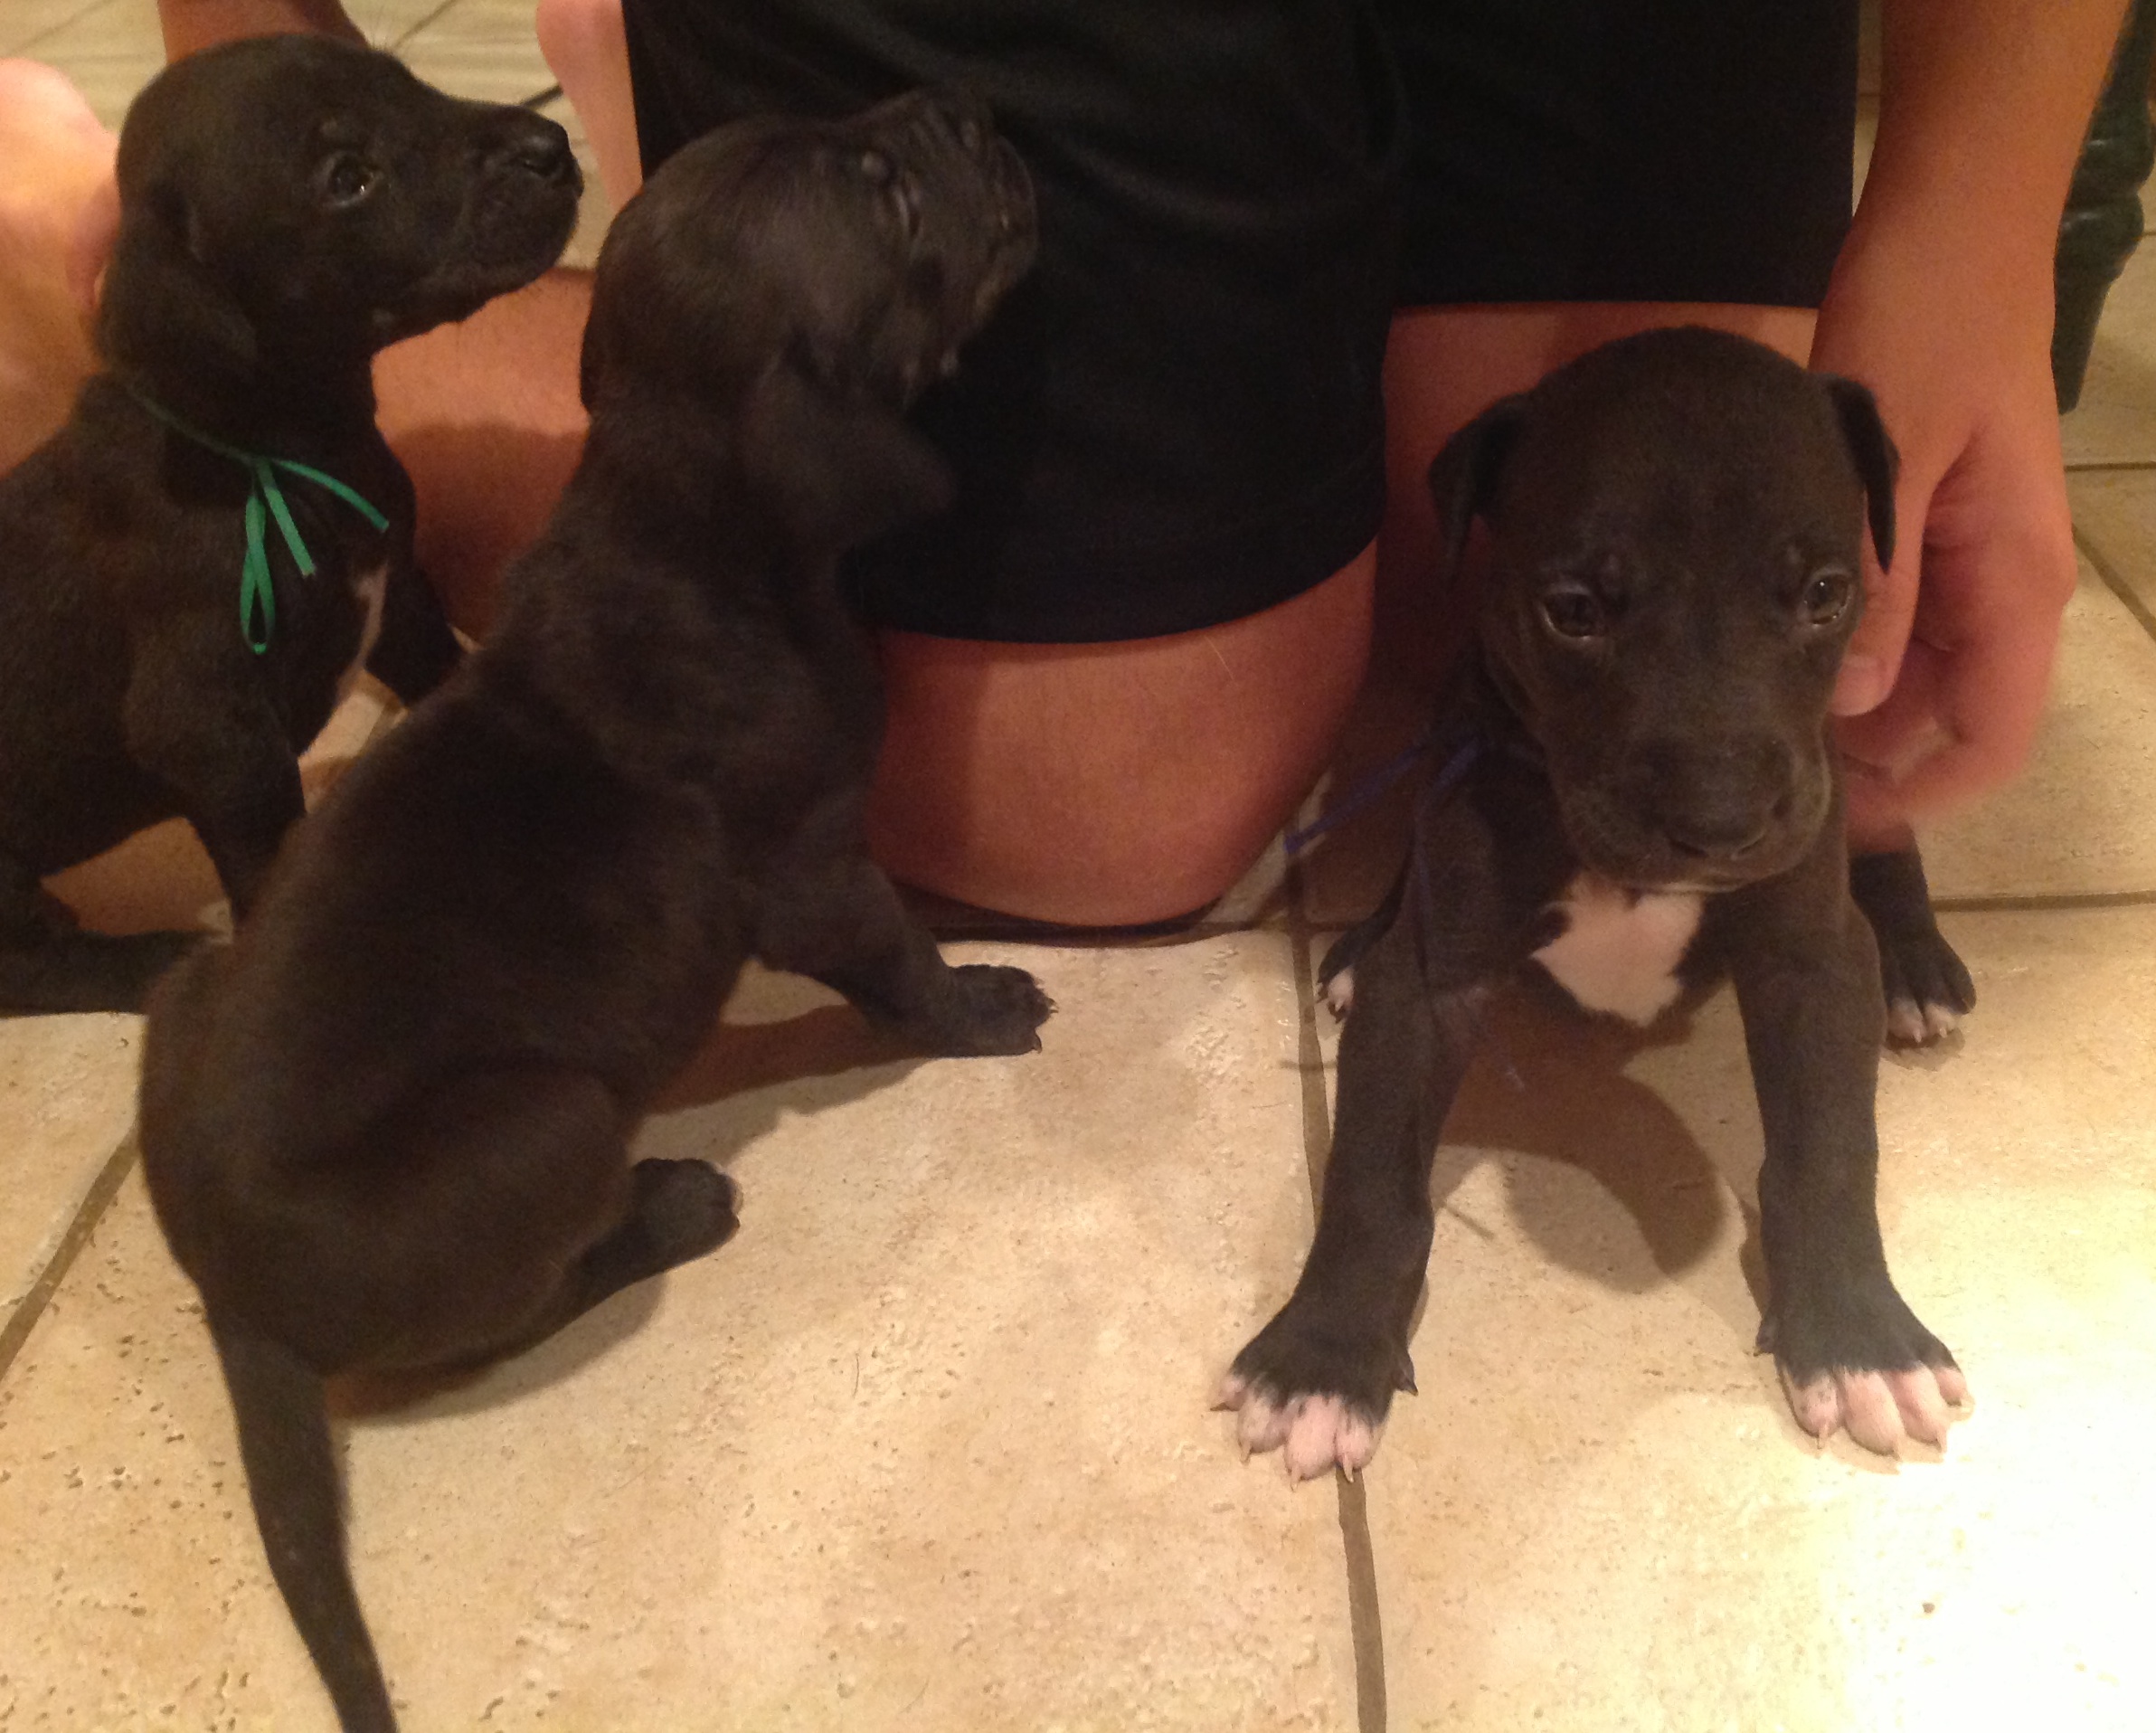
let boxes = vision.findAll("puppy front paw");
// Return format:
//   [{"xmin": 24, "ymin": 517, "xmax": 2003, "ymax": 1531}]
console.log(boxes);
[
  {"xmin": 1878, "ymin": 924, "xmax": 1975, "ymax": 1046},
  {"xmin": 1219, "ymin": 1302, "xmax": 1414, "ymax": 1482},
  {"xmin": 934, "ymin": 962, "xmax": 1054, "ymax": 1056},
  {"xmin": 1850, "ymin": 848, "xmax": 1973, "ymax": 1046},
  {"xmin": 1777, "ymin": 1359, "xmax": 1971, "ymax": 1455},
  {"xmin": 1760, "ymin": 1277, "xmax": 1970, "ymax": 1456}
]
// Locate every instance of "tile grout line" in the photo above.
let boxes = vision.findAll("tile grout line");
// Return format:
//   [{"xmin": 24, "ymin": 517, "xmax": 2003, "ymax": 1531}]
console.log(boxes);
[
  {"xmin": 1933, "ymin": 887, "xmax": 2156, "ymax": 914},
  {"xmin": 1284, "ymin": 862, "xmax": 1388, "ymax": 1733},
  {"xmin": 921, "ymin": 914, "xmax": 1283, "ymax": 948},
  {"xmin": 0, "ymin": 1126, "xmax": 139, "ymax": 1384},
  {"xmin": 379, "ymin": 0, "xmax": 462, "ymax": 52},
  {"xmin": 2073, "ymin": 520, "xmax": 2156, "ymax": 646},
  {"xmin": 4, "ymin": 0, "xmax": 118, "ymax": 58}
]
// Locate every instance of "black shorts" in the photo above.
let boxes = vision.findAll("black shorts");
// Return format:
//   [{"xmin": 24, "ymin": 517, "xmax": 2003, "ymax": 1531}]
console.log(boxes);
[{"xmin": 622, "ymin": 1, "xmax": 1859, "ymax": 644}]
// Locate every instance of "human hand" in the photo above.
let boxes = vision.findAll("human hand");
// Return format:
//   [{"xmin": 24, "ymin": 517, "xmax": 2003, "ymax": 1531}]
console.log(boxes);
[
  {"xmin": 0, "ymin": 60, "xmax": 118, "ymax": 471},
  {"xmin": 1811, "ymin": 221, "xmax": 2078, "ymax": 850}
]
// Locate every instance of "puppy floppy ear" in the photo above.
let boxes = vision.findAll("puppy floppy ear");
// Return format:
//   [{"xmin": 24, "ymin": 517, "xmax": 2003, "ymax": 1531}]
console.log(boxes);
[
  {"xmin": 1821, "ymin": 374, "xmax": 1899, "ymax": 572},
  {"xmin": 737, "ymin": 358, "xmax": 955, "ymax": 554},
  {"xmin": 96, "ymin": 181, "xmax": 259, "ymax": 381},
  {"xmin": 1425, "ymin": 395, "xmax": 1527, "ymax": 585}
]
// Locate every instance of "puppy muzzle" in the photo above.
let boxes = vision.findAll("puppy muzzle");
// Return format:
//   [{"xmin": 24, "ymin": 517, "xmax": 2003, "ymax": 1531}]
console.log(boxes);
[{"xmin": 1549, "ymin": 734, "xmax": 1834, "ymax": 893}]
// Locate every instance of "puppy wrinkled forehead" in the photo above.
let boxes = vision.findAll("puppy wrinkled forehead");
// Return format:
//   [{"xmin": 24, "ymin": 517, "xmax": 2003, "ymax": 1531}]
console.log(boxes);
[
  {"xmin": 118, "ymin": 36, "xmax": 425, "ymax": 194},
  {"xmin": 593, "ymin": 90, "xmax": 1031, "ymax": 373},
  {"xmin": 1503, "ymin": 351, "xmax": 1867, "ymax": 560}
]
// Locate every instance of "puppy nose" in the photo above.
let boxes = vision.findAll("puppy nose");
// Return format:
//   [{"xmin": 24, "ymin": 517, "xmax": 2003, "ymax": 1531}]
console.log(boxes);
[
  {"xmin": 1661, "ymin": 810, "xmax": 1774, "ymax": 860},
  {"xmin": 497, "ymin": 120, "xmax": 578, "ymax": 185},
  {"xmin": 1641, "ymin": 740, "xmax": 1791, "ymax": 861}
]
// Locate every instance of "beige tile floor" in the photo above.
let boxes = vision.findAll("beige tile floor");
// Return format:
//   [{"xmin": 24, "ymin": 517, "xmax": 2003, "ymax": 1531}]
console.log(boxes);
[{"xmin": 5, "ymin": 9, "xmax": 2156, "ymax": 1729}]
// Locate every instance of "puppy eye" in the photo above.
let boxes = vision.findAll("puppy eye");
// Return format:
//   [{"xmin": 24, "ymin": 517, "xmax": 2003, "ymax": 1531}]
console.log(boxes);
[
  {"xmin": 1539, "ymin": 580, "xmax": 1610, "ymax": 641},
  {"xmin": 316, "ymin": 151, "xmax": 377, "ymax": 209},
  {"xmin": 1801, "ymin": 568, "xmax": 1855, "ymax": 627}
]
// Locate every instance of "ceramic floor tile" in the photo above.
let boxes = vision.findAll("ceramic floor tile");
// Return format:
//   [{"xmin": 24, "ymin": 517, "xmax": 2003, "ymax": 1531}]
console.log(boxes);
[
  {"xmin": 1916, "ymin": 554, "xmax": 2156, "ymax": 899},
  {"xmin": 347, "ymin": 0, "xmax": 466, "ymax": 51},
  {"xmin": 396, "ymin": 0, "xmax": 554, "ymax": 108},
  {"xmin": 14, "ymin": 0, "xmax": 157, "ymax": 128},
  {"xmin": 8, "ymin": 0, "xmax": 151, "ymax": 59},
  {"xmin": 0, "ymin": 936, "xmax": 1370, "ymax": 1729},
  {"xmin": 2063, "ymin": 245, "xmax": 2156, "ymax": 468},
  {"xmin": 2066, "ymin": 465, "xmax": 2156, "ymax": 637},
  {"xmin": 0, "ymin": 1017, "xmax": 137, "ymax": 1324},
  {"xmin": 2, "ymin": 0, "xmax": 120, "ymax": 57},
  {"xmin": 1332, "ymin": 905, "xmax": 2155, "ymax": 1730}
]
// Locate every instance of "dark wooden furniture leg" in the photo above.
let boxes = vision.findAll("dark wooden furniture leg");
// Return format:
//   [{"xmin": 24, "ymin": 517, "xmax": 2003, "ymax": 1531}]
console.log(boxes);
[{"xmin": 2055, "ymin": 0, "xmax": 2156, "ymax": 411}]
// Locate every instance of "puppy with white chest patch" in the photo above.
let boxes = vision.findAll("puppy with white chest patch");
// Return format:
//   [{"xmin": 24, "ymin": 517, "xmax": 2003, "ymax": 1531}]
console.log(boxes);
[
  {"xmin": 0, "ymin": 37, "xmax": 581, "ymax": 1011},
  {"xmin": 1225, "ymin": 327, "xmax": 1972, "ymax": 1479}
]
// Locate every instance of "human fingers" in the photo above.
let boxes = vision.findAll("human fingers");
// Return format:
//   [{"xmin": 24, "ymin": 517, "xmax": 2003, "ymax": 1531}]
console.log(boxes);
[
  {"xmin": 1837, "ymin": 410, "xmax": 2076, "ymax": 827},
  {"xmin": 1831, "ymin": 456, "xmax": 1934, "ymax": 720}
]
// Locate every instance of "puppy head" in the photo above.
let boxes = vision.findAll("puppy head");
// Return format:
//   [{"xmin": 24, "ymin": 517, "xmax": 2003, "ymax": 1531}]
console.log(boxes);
[
  {"xmin": 580, "ymin": 88, "xmax": 1037, "ymax": 553},
  {"xmin": 99, "ymin": 36, "xmax": 581, "ymax": 384},
  {"xmin": 1430, "ymin": 327, "xmax": 1897, "ymax": 891}
]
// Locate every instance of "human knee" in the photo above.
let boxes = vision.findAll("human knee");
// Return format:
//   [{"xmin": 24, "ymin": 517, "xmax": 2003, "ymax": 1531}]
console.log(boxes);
[
  {"xmin": 870, "ymin": 745, "xmax": 1307, "ymax": 930},
  {"xmin": 866, "ymin": 557, "xmax": 1372, "ymax": 928}
]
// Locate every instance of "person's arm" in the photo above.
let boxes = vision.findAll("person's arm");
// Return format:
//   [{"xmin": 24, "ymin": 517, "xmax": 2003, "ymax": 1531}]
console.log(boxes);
[{"xmin": 1814, "ymin": 0, "xmax": 2129, "ymax": 848}]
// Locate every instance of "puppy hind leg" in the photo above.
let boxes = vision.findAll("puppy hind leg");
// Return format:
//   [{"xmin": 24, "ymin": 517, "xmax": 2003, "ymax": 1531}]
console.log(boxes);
[
  {"xmin": 378, "ymin": 1073, "xmax": 736, "ymax": 1362},
  {"xmin": 532, "ymin": 1159, "xmax": 740, "ymax": 1335}
]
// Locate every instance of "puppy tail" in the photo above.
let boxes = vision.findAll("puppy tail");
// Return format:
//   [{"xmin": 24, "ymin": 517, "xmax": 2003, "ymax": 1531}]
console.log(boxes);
[{"xmin": 210, "ymin": 1320, "xmax": 398, "ymax": 1733}]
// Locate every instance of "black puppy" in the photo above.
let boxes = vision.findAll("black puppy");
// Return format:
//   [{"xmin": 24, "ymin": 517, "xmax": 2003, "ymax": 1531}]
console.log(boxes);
[
  {"xmin": 137, "ymin": 90, "xmax": 1045, "ymax": 1731},
  {"xmin": 0, "ymin": 37, "xmax": 580, "ymax": 1012},
  {"xmin": 1223, "ymin": 327, "xmax": 1972, "ymax": 1480}
]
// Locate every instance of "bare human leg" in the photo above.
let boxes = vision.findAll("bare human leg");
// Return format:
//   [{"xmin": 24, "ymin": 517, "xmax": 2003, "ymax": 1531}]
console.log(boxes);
[
  {"xmin": 535, "ymin": 0, "xmax": 643, "ymax": 209},
  {"xmin": 0, "ymin": 60, "xmax": 117, "ymax": 472}
]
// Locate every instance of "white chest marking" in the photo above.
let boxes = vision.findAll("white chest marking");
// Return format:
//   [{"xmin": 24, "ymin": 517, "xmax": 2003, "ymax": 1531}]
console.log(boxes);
[
  {"xmin": 340, "ymin": 561, "xmax": 389, "ymax": 701},
  {"xmin": 1531, "ymin": 872, "xmax": 1705, "ymax": 1026}
]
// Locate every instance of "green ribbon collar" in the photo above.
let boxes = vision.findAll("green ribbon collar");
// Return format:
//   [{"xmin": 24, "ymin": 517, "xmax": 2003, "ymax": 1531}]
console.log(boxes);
[{"xmin": 125, "ymin": 385, "xmax": 390, "ymax": 656}]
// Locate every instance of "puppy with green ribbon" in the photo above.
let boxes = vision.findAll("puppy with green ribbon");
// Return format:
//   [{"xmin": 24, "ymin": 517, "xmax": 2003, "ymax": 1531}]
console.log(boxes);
[{"xmin": 0, "ymin": 36, "xmax": 581, "ymax": 1011}]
